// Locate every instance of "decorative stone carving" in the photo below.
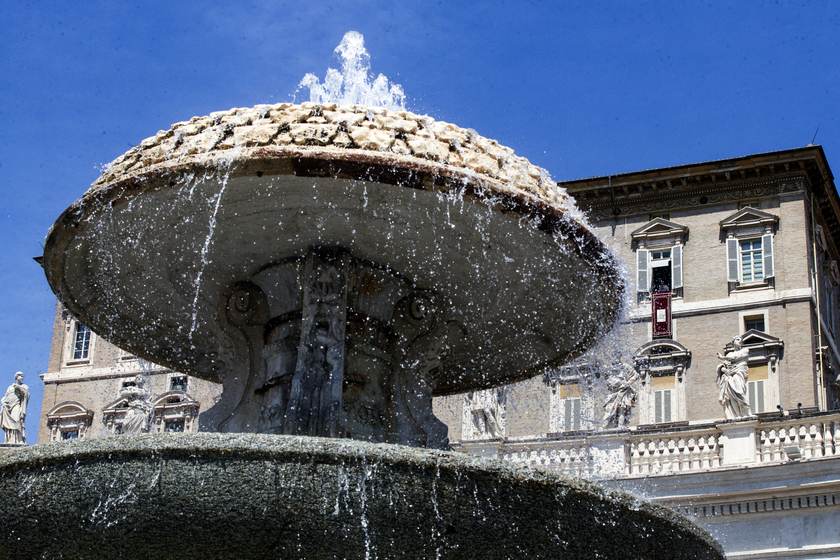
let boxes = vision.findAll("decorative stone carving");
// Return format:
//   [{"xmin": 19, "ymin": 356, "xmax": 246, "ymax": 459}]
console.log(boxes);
[
  {"xmin": 120, "ymin": 375, "xmax": 152, "ymax": 434},
  {"xmin": 463, "ymin": 388, "xmax": 506, "ymax": 440},
  {"xmin": 716, "ymin": 336, "xmax": 751, "ymax": 420},
  {"xmin": 198, "ymin": 248, "xmax": 459, "ymax": 449},
  {"xmin": 1, "ymin": 372, "xmax": 28, "ymax": 444},
  {"xmin": 602, "ymin": 363, "xmax": 639, "ymax": 429},
  {"xmin": 283, "ymin": 250, "xmax": 349, "ymax": 438}
]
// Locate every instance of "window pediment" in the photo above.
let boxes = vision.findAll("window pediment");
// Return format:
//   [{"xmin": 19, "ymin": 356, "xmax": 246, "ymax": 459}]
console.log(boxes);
[
  {"xmin": 47, "ymin": 401, "xmax": 94, "ymax": 419},
  {"xmin": 631, "ymin": 218, "xmax": 688, "ymax": 245},
  {"xmin": 730, "ymin": 329, "xmax": 783, "ymax": 351},
  {"xmin": 720, "ymin": 207, "xmax": 779, "ymax": 234},
  {"xmin": 633, "ymin": 339, "xmax": 691, "ymax": 382}
]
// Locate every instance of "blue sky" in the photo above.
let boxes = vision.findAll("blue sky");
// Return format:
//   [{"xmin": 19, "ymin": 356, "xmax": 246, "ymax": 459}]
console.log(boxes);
[{"xmin": 2, "ymin": 1, "xmax": 838, "ymax": 441}]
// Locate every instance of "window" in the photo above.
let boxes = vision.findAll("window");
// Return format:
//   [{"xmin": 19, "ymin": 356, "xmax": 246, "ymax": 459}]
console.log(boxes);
[
  {"xmin": 739, "ymin": 202, "xmax": 760, "ymax": 210},
  {"xmin": 726, "ymin": 235, "xmax": 774, "ymax": 284},
  {"xmin": 654, "ymin": 390, "xmax": 672, "ymax": 423},
  {"xmin": 744, "ymin": 316, "xmax": 765, "ymax": 332},
  {"xmin": 651, "ymin": 375, "xmax": 675, "ymax": 424},
  {"xmin": 555, "ymin": 383, "xmax": 586, "ymax": 431},
  {"xmin": 73, "ymin": 324, "xmax": 92, "ymax": 360},
  {"xmin": 549, "ymin": 380, "xmax": 589, "ymax": 432},
  {"xmin": 636, "ymin": 245, "xmax": 683, "ymax": 294},
  {"xmin": 748, "ymin": 365, "xmax": 768, "ymax": 413},
  {"xmin": 61, "ymin": 430, "xmax": 79, "ymax": 440},
  {"xmin": 165, "ymin": 419, "xmax": 185, "ymax": 432},
  {"xmin": 170, "ymin": 375, "xmax": 188, "ymax": 392},
  {"xmin": 650, "ymin": 212, "xmax": 671, "ymax": 221},
  {"xmin": 740, "ymin": 239, "xmax": 764, "ymax": 282},
  {"xmin": 721, "ymin": 208, "xmax": 778, "ymax": 287}
]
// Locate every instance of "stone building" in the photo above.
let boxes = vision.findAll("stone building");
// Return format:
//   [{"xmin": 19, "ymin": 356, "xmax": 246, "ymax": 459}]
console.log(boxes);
[
  {"xmin": 38, "ymin": 145, "xmax": 840, "ymax": 558},
  {"xmin": 435, "ymin": 145, "xmax": 840, "ymax": 559},
  {"xmin": 38, "ymin": 304, "xmax": 220, "ymax": 443}
]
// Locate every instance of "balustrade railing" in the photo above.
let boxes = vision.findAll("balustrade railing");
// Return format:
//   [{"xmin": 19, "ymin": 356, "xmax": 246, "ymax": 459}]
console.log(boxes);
[
  {"xmin": 627, "ymin": 429, "xmax": 722, "ymax": 476},
  {"xmin": 757, "ymin": 414, "xmax": 840, "ymax": 463},
  {"xmin": 500, "ymin": 441, "xmax": 594, "ymax": 478},
  {"xmin": 459, "ymin": 411, "xmax": 840, "ymax": 479}
]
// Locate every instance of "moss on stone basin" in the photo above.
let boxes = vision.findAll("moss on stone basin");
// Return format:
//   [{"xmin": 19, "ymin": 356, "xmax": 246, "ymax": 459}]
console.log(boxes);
[{"xmin": 0, "ymin": 433, "xmax": 723, "ymax": 559}]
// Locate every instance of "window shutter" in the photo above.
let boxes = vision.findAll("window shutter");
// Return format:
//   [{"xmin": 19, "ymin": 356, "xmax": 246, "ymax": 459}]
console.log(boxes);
[
  {"xmin": 636, "ymin": 249, "xmax": 649, "ymax": 293},
  {"xmin": 671, "ymin": 244, "xmax": 683, "ymax": 289},
  {"xmin": 654, "ymin": 391, "xmax": 662, "ymax": 423},
  {"xmin": 762, "ymin": 233, "xmax": 774, "ymax": 279},
  {"xmin": 664, "ymin": 390, "xmax": 672, "ymax": 422},
  {"xmin": 726, "ymin": 238, "xmax": 739, "ymax": 282},
  {"xmin": 564, "ymin": 400, "xmax": 572, "ymax": 431}
]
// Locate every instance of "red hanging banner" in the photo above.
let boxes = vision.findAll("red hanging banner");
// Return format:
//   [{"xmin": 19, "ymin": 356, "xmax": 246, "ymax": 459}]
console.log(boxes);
[{"xmin": 652, "ymin": 291, "xmax": 672, "ymax": 339}]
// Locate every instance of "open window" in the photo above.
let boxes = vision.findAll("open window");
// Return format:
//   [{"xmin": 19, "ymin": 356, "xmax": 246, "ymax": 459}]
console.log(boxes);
[
  {"xmin": 631, "ymin": 218, "xmax": 687, "ymax": 298},
  {"xmin": 720, "ymin": 207, "xmax": 779, "ymax": 289}
]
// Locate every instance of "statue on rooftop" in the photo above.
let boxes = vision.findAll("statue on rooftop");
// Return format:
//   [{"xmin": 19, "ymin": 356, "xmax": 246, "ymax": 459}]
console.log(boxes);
[
  {"xmin": 602, "ymin": 362, "xmax": 638, "ymax": 429},
  {"xmin": 716, "ymin": 336, "xmax": 751, "ymax": 420},
  {"xmin": 1, "ymin": 372, "xmax": 29, "ymax": 445}
]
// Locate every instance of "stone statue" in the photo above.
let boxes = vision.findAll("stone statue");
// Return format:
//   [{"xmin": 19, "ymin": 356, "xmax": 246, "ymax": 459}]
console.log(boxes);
[
  {"xmin": 602, "ymin": 363, "xmax": 638, "ymax": 429},
  {"xmin": 120, "ymin": 375, "xmax": 151, "ymax": 434},
  {"xmin": 1, "ymin": 372, "xmax": 29, "ymax": 444},
  {"xmin": 465, "ymin": 388, "xmax": 505, "ymax": 439},
  {"xmin": 716, "ymin": 336, "xmax": 751, "ymax": 419}
]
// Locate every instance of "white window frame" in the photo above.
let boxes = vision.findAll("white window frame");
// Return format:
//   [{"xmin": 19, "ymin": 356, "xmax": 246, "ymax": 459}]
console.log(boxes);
[
  {"xmin": 748, "ymin": 379, "xmax": 766, "ymax": 413},
  {"xmin": 727, "ymin": 233, "xmax": 774, "ymax": 284},
  {"xmin": 167, "ymin": 373, "xmax": 190, "ymax": 393},
  {"xmin": 739, "ymin": 310, "xmax": 769, "ymax": 334},
  {"xmin": 548, "ymin": 380, "xmax": 594, "ymax": 433},
  {"xmin": 636, "ymin": 243, "xmax": 683, "ymax": 294},
  {"xmin": 63, "ymin": 320, "xmax": 96, "ymax": 366}
]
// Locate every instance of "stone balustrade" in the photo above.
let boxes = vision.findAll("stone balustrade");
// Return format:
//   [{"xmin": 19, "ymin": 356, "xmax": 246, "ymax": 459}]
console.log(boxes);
[
  {"xmin": 499, "ymin": 439, "xmax": 595, "ymax": 478},
  {"xmin": 627, "ymin": 428, "xmax": 723, "ymax": 476},
  {"xmin": 757, "ymin": 413, "xmax": 840, "ymax": 462},
  {"xmin": 453, "ymin": 410, "xmax": 840, "ymax": 479}
]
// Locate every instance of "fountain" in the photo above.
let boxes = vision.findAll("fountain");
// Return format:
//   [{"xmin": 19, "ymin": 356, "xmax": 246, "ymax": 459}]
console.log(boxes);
[{"xmin": 0, "ymin": 33, "xmax": 723, "ymax": 559}]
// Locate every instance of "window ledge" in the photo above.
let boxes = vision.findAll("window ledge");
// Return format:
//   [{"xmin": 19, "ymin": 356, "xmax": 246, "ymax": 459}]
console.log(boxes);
[
  {"xmin": 63, "ymin": 360, "xmax": 91, "ymax": 367},
  {"xmin": 731, "ymin": 281, "xmax": 772, "ymax": 293}
]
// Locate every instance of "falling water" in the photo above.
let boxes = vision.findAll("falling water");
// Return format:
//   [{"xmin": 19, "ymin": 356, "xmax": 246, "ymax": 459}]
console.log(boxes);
[{"xmin": 297, "ymin": 31, "xmax": 406, "ymax": 110}]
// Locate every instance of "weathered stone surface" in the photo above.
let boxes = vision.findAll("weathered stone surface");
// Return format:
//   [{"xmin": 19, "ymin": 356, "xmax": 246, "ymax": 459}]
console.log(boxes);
[
  {"xmin": 289, "ymin": 123, "xmax": 339, "ymax": 145},
  {"xmin": 232, "ymin": 124, "xmax": 278, "ymax": 147},
  {"xmin": 0, "ymin": 433, "xmax": 724, "ymax": 560},
  {"xmin": 350, "ymin": 126, "xmax": 395, "ymax": 150},
  {"xmin": 90, "ymin": 103, "xmax": 565, "ymax": 213},
  {"xmin": 462, "ymin": 151, "xmax": 501, "ymax": 176},
  {"xmin": 406, "ymin": 136, "xmax": 450, "ymax": 161}
]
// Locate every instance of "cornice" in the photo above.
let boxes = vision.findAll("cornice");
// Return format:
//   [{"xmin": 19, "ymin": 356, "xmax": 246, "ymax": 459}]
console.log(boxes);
[{"xmin": 576, "ymin": 176, "xmax": 805, "ymax": 220}]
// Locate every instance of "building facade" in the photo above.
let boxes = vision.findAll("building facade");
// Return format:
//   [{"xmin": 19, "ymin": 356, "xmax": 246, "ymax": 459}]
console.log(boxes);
[
  {"xmin": 433, "ymin": 146, "xmax": 840, "ymax": 559},
  {"xmin": 38, "ymin": 146, "xmax": 840, "ymax": 558}
]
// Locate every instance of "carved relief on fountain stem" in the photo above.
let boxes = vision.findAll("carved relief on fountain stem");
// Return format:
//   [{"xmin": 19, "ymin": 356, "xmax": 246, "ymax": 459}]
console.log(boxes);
[{"xmin": 201, "ymin": 247, "xmax": 462, "ymax": 449}]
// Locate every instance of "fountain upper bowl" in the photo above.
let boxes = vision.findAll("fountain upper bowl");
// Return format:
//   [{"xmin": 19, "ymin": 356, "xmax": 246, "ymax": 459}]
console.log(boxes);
[{"xmin": 43, "ymin": 103, "xmax": 623, "ymax": 394}]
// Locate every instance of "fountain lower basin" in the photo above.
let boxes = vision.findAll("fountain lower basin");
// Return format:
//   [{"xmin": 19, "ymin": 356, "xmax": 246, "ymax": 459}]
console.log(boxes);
[{"xmin": 0, "ymin": 433, "xmax": 723, "ymax": 559}]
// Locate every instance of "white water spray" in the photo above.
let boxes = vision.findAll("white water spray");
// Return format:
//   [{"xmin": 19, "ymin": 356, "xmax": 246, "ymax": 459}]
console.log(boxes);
[{"xmin": 297, "ymin": 31, "xmax": 406, "ymax": 110}]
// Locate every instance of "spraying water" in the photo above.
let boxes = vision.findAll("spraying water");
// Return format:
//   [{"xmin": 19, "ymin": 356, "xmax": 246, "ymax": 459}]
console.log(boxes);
[{"xmin": 297, "ymin": 31, "xmax": 406, "ymax": 110}]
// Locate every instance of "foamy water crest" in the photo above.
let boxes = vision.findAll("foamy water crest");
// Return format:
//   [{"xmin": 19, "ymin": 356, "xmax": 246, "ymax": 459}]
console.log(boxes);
[{"xmin": 297, "ymin": 31, "xmax": 406, "ymax": 110}]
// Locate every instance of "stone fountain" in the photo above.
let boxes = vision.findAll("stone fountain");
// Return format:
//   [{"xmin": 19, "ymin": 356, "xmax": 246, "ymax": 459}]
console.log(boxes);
[{"xmin": 0, "ymin": 35, "xmax": 724, "ymax": 559}]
